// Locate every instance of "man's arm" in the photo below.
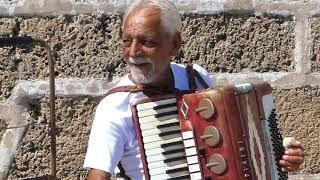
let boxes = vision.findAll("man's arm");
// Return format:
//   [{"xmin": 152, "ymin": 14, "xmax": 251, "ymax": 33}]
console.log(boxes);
[{"xmin": 87, "ymin": 169, "xmax": 111, "ymax": 180}]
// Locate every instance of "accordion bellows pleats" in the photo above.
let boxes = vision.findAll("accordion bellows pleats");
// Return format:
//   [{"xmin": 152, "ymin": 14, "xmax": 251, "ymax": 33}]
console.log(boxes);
[{"xmin": 131, "ymin": 82, "xmax": 288, "ymax": 180}]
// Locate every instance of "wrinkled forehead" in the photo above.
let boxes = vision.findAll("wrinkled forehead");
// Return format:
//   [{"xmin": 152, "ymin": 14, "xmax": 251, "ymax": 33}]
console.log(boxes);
[{"xmin": 123, "ymin": 7, "xmax": 163, "ymax": 33}]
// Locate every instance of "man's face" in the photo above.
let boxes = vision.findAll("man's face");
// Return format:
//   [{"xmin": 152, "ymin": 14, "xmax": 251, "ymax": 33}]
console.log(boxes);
[{"xmin": 122, "ymin": 8, "xmax": 178, "ymax": 85}]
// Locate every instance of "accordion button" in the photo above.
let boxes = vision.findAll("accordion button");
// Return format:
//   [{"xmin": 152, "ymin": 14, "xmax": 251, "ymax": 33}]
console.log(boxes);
[
  {"xmin": 206, "ymin": 154, "xmax": 227, "ymax": 175},
  {"xmin": 196, "ymin": 98, "xmax": 215, "ymax": 120},
  {"xmin": 200, "ymin": 126, "xmax": 220, "ymax": 147}
]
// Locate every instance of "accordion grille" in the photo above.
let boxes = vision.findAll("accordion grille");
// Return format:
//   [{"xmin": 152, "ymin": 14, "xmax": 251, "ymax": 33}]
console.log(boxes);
[{"xmin": 268, "ymin": 109, "xmax": 288, "ymax": 180}]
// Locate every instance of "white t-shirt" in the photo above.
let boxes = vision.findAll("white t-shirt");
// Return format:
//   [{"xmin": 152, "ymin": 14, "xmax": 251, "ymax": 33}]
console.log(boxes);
[{"xmin": 84, "ymin": 63, "xmax": 213, "ymax": 179}]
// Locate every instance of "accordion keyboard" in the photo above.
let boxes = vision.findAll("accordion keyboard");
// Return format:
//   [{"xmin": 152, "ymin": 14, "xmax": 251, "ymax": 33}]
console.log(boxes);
[{"xmin": 136, "ymin": 98, "xmax": 202, "ymax": 180}]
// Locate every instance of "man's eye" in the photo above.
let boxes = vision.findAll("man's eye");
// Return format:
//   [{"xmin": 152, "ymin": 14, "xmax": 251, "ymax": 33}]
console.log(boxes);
[
  {"xmin": 122, "ymin": 40, "xmax": 131, "ymax": 47},
  {"xmin": 143, "ymin": 40, "xmax": 157, "ymax": 47}
]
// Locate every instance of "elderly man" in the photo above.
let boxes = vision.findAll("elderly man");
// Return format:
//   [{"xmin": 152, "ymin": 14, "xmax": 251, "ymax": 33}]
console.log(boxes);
[{"xmin": 84, "ymin": 0, "xmax": 304, "ymax": 179}]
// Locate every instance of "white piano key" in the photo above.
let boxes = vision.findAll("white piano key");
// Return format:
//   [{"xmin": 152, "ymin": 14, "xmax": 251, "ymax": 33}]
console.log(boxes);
[
  {"xmin": 138, "ymin": 106, "xmax": 178, "ymax": 118},
  {"xmin": 148, "ymin": 158, "xmax": 187, "ymax": 169},
  {"xmin": 187, "ymin": 155, "xmax": 199, "ymax": 165},
  {"xmin": 188, "ymin": 163, "xmax": 200, "ymax": 173},
  {"xmin": 143, "ymin": 137, "xmax": 182, "ymax": 150},
  {"xmin": 190, "ymin": 172, "xmax": 202, "ymax": 180},
  {"xmin": 185, "ymin": 147, "xmax": 197, "ymax": 156},
  {"xmin": 183, "ymin": 139, "xmax": 195, "ymax": 148},
  {"xmin": 136, "ymin": 98, "xmax": 177, "ymax": 111},
  {"xmin": 145, "ymin": 143, "xmax": 185, "ymax": 156},
  {"xmin": 140, "ymin": 118, "xmax": 179, "ymax": 131},
  {"xmin": 138, "ymin": 114, "xmax": 179, "ymax": 124},
  {"xmin": 182, "ymin": 131, "xmax": 194, "ymax": 140},
  {"xmin": 146, "ymin": 151, "xmax": 185, "ymax": 163},
  {"xmin": 143, "ymin": 133, "xmax": 181, "ymax": 144},
  {"xmin": 151, "ymin": 172, "xmax": 190, "ymax": 180},
  {"xmin": 149, "ymin": 163, "xmax": 188, "ymax": 176},
  {"xmin": 141, "ymin": 125, "xmax": 180, "ymax": 137}
]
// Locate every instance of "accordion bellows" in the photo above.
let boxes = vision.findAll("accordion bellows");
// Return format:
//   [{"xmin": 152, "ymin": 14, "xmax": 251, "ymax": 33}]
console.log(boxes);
[{"xmin": 131, "ymin": 82, "xmax": 288, "ymax": 180}]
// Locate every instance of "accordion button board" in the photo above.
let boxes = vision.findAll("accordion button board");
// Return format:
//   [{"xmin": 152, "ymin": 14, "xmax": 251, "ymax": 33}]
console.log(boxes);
[{"xmin": 131, "ymin": 82, "xmax": 288, "ymax": 180}]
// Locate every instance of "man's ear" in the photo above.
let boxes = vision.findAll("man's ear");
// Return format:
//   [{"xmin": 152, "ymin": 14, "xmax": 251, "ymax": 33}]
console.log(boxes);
[{"xmin": 171, "ymin": 32, "xmax": 181, "ymax": 56}]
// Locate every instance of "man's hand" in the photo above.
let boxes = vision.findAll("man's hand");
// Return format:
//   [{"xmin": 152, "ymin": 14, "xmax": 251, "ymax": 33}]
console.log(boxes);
[
  {"xmin": 280, "ymin": 138, "xmax": 304, "ymax": 172},
  {"xmin": 87, "ymin": 169, "xmax": 111, "ymax": 180}
]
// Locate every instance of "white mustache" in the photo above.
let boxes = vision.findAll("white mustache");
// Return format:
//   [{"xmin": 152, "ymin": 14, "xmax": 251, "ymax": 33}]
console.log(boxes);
[{"xmin": 128, "ymin": 57, "xmax": 150, "ymax": 65}]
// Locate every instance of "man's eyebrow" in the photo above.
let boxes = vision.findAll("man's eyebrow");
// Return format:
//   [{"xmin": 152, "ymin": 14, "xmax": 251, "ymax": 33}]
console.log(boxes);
[{"xmin": 138, "ymin": 33, "xmax": 158, "ymax": 40}]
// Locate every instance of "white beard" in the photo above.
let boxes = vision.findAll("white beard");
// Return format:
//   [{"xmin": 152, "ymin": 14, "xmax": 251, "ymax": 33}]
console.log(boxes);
[{"xmin": 128, "ymin": 57, "xmax": 155, "ymax": 84}]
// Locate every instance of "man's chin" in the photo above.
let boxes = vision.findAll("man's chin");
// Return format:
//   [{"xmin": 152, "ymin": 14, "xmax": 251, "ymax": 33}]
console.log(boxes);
[
  {"xmin": 133, "ymin": 77, "xmax": 153, "ymax": 84},
  {"xmin": 130, "ymin": 73, "xmax": 152, "ymax": 84}
]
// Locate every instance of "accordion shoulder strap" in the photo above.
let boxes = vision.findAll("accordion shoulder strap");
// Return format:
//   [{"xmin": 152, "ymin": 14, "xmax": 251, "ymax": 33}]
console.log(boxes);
[
  {"xmin": 105, "ymin": 85, "xmax": 177, "ymax": 97},
  {"xmin": 185, "ymin": 63, "xmax": 209, "ymax": 91},
  {"xmin": 117, "ymin": 162, "xmax": 131, "ymax": 180},
  {"xmin": 105, "ymin": 85, "xmax": 143, "ymax": 96}
]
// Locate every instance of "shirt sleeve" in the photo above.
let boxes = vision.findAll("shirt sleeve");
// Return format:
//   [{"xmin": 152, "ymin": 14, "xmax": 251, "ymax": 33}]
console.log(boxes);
[
  {"xmin": 83, "ymin": 96, "xmax": 126, "ymax": 174},
  {"xmin": 193, "ymin": 64, "xmax": 214, "ymax": 88}
]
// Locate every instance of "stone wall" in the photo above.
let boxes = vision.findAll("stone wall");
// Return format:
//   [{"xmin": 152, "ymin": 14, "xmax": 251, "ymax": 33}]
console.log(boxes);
[{"xmin": 0, "ymin": 0, "xmax": 320, "ymax": 179}]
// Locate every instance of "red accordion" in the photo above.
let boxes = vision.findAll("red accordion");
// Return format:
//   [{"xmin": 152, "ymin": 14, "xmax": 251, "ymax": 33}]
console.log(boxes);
[{"xmin": 131, "ymin": 82, "xmax": 288, "ymax": 180}]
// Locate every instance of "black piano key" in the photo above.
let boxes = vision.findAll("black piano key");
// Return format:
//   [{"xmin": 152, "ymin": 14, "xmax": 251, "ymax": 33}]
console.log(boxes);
[
  {"xmin": 157, "ymin": 122, "xmax": 180, "ymax": 129},
  {"xmin": 153, "ymin": 102, "xmax": 177, "ymax": 110},
  {"xmin": 162, "ymin": 148, "xmax": 185, "ymax": 155},
  {"xmin": 166, "ymin": 166, "xmax": 189, "ymax": 174},
  {"xmin": 159, "ymin": 130, "xmax": 181, "ymax": 137},
  {"xmin": 161, "ymin": 140, "xmax": 183, "ymax": 148},
  {"xmin": 164, "ymin": 155, "xmax": 186, "ymax": 163},
  {"xmin": 155, "ymin": 110, "xmax": 178, "ymax": 118},
  {"xmin": 167, "ymin": 174, "xmax": 190, "ymax": 180}
]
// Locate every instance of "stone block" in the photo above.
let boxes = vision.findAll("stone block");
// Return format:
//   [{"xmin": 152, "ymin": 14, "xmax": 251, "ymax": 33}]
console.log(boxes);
[
  {"xmin": 8, "ymin": 96, "xmax": 99, "ymax": 179},
  {"xmin": 311, "ymin": 17, "xmax": 320, "ymax": 72},
  {"xmin": 224, "ymin": 0, "xmax": 254, "ymax": 11},
  {"xmin": 173, "ymin": 0, "xmax": 197, "ymax": 12},
  {"xmin": 176, "ymin": 13, "xmax": 295, "ymax": 73},
  {"xmin": 196, "ymin": 0, "xmax": 224, "ymax": 13},
  {"xmin": 0, "ymin": 15, "xmax": 124, "ymax": 101},
  {"xmin": 0, "ymin": 120, "xmax": 7, "ymax": 142},
  {"xmin": 273, "ymin": 87, "xmax": 320, "ymax": 174},
  {"xmin": 14, "ymin": 0, "xmax": 73, "ymax": 15},
  {"xmin": 0, "ymin": 6, "xmax": 8, "ymax": 16}
]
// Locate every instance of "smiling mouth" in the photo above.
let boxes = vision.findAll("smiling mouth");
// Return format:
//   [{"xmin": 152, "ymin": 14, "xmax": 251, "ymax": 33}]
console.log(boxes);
[{"xmin": 130, "ymin": 62, "xmax": 150, "ymax": 67}]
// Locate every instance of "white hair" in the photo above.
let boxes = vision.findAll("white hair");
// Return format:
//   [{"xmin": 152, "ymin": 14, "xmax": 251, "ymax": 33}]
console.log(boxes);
[{"xmin": 122, "ymin": 0, "xmax": 182, "ymax": 36}]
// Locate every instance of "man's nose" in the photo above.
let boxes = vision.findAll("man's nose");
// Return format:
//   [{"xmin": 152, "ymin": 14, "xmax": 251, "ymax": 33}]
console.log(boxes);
[{"xmin": 129, "ymin": 40, "xmax": 141, "ymax": 57}]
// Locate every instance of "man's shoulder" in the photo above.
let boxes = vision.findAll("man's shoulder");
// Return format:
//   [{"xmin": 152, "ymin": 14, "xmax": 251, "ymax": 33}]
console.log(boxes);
[{"xmin": 97, "ymin": 76, "xmax": 132, "ymax": 109}]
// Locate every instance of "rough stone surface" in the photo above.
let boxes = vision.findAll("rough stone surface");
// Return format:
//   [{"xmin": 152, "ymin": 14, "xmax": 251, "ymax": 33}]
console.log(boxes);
[
  {"xmin": 0, "ymin": 15, "xmax": 125, "ymax": 102},
  {"xmin": 0, "ymin": 120, "xmax": 7, "ymax": 142},
  {"xmin": 8, "ymin": 96, "xmax": 99, "ymax": 179},
  {"xmin": 273, "ymin": 87, "xmax": 320, "ymax": 174},
  {"xmin": 0, "ymin": 17, "xmax": 21, "ymax": 103},
  {"xmin": 311, "ymin": 17, "xmax": 320, "ymax": 72},
  {"xmin": 177, "ymin": 13, "xmax": 295, "ymax": 73},
  {"xmin": 0, "ymin": 14, "xmax": 295, "ymax": 102}
]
